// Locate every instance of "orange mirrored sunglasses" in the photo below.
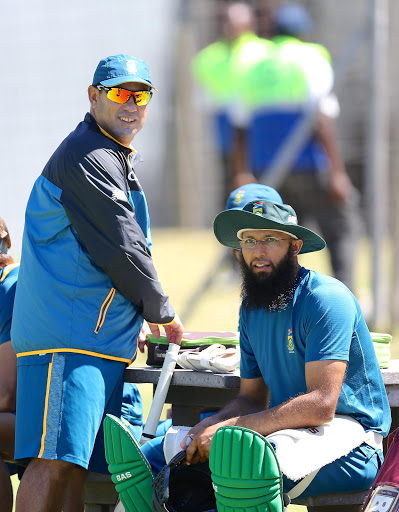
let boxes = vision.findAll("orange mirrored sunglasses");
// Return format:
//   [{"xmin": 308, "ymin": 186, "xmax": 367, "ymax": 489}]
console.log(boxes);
[{"xmin": 96, "ymin": 85, "xmax": 153, "ymax": 106}]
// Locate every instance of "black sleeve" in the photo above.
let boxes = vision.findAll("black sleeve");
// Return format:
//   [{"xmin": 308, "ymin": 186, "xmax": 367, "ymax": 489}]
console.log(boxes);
[{"xmin": 59, "ymin": 146, "xmax": 175, "ymax": 324}]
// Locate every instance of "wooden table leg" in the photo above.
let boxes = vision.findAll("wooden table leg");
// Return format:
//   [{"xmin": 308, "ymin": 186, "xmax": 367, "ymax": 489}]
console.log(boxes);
[
  {"xmin": 163, "ymin": 385, "xmax": 239, "ymax": 426},
  {"xmin": 171, "ymin": 404, "xmax": 203, "ymax": 425}
]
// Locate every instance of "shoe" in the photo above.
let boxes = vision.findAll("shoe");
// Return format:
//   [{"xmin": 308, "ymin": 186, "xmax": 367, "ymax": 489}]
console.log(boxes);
[
  {"xmin": 103, "ymin": 414, "xmax": 154, "ymax": 512},
  {"xmin": 209, "ymin": 426, "xmax": 284, "ymax": 512}
]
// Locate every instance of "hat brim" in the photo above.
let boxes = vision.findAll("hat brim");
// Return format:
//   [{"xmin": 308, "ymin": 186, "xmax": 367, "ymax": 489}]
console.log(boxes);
[
  {"xmin": 213, "ymin": 209, "xmax": 326, "ymax": 254},
  {"xmin": 99, "ymin": 76, "xmax": 158, "ymax": 91}
]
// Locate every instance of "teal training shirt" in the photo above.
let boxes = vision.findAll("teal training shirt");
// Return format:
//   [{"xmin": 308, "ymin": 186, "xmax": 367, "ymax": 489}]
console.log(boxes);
[
  {"xmin": 0, "ymin": 264, "xmax": 19, "ymax": 345},
  {"xmin": 239, "ymin": 266, "xmax": 391, "ymax": 436}
]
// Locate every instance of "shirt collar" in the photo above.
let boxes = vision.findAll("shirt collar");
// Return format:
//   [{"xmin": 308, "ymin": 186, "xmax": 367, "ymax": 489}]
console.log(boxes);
[{"xmin": 84, "ymin": 113, "xmax": 136, "ymax": 153}]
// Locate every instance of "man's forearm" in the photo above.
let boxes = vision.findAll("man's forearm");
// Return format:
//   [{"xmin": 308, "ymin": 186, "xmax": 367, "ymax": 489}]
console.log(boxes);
[
  {"xmin": 317, "ymin": 113, "xmax": 346, "ymax": 176},
  {"xmin": 184, "ymin": 391, "xmax": 331, "ymax": 464},
  {"xmin": 205, "ymin": 394, "xmax": 267, "ymax": 426},
  {"xmin": 229, "ymin": 389, "xmax": 336, "ymax": 437}
]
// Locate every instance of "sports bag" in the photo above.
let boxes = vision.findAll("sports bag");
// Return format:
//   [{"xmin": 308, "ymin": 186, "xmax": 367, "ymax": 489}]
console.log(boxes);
[
  {"xmin": 152, "ymin": 449, "xmax": 217, "ymax": 512},
  {"xmin": 362, "ymin": 427, "xmax": 399, "ymax": 511},
  {"xmin": 146, "ymin": 331, "xmax": 239, "ymax": 369}
]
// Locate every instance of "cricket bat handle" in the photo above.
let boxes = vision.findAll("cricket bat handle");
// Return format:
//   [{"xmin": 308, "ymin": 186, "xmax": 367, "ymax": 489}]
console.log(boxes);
[{"xmin": 140, "ymin": 342, "xmax": 180, "ymax": 445}]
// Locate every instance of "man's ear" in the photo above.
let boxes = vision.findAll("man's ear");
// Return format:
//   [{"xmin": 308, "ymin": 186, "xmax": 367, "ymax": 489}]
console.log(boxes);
[
  {"xmin": 291, "ymin": 239, "xmax": 303, "ymax": 256},
  {"xmin": 88, "ymin": 85, "xmax": 99, "ymax": 109}
]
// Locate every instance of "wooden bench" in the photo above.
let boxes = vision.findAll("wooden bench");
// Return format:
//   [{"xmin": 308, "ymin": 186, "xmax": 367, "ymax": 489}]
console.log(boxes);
[
  {"xmin": 292, "ymin": 489, "xmax": 369, "ymax": 511},
  {"xmin": 83, "ymin": 474, "xmax": 369, "ymax": 511},
  {"xmin": 85, "ymin": 472, "xmax": 118, "ymax": 512},
  {"xmin": 83, "ymin": 361, "xmax": 399, "ymax": 511}
]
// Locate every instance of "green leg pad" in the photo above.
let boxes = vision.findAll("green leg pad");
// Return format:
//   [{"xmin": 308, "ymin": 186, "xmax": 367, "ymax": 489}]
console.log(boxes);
[
  {"xmin": 209, "ymin": 426, "xmax": 284, "ymax": 512},
  {"xmin": 103, "ymin": 414, "xmax": 154, "ymax": 512}
]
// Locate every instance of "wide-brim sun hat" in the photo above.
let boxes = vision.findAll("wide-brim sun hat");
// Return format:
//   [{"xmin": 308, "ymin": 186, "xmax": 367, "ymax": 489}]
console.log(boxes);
[{"xmin": 213, "ymin": 199, "xmax": 326, "ymax": 255}]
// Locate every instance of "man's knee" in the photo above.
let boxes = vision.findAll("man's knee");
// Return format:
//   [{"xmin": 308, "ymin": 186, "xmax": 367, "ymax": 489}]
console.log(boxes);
[{"xmin": 27, "ymin": 458, "xmax": 83, "ymax": 480}]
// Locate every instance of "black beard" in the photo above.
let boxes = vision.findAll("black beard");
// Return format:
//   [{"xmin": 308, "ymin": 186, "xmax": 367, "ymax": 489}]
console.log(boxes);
[{"xmin": 240, "ymin": 245, "xmax": 299, "ymax": 311}]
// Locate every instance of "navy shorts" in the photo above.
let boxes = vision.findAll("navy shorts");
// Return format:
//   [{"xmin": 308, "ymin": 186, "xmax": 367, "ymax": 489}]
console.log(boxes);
[{"xmin": 15, "ymin": 352, "xmax": 126, "ymax": 473}]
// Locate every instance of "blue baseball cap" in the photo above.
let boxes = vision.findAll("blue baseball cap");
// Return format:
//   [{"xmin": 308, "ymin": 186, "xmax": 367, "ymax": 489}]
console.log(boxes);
[
  {"xmin": 273, "ymin": 2, "xmax": 313, "ymax": 36},
  {"xmin": 92, "ymin": 54, "xmax": 157, "ymax": 90},
  {"xmin": 226, "ymin": 184, "xmax": 283, "ymax": 210}
]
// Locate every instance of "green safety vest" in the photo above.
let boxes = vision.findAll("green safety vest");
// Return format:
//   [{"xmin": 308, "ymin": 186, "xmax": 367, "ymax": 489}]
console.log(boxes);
[
  {"xmin": 238, "ymin": 44, "xmax": 308, "ymax": 108},
  {"xmin": 191, "ymin": 31, "xmax": 273, "ymax": 106},
  {"xmin": 273, "ymin": 35, "xmax": 332, "ymax": 63}
]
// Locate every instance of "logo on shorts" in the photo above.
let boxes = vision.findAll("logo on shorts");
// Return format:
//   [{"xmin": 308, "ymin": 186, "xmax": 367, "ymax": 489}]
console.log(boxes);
[
  {"xmin": 287, "ymin": 328, "xmax": 295, "ymax": 353},
  {"xmin": 116, "ymin": 471, "xmax": 132, "ymax": 481}
]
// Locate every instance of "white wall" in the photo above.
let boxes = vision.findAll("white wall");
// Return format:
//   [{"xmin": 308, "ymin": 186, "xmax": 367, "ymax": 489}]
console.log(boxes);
[{"xmin": 0, "ymin": 0, "xmax": 180, "ymax": 257}]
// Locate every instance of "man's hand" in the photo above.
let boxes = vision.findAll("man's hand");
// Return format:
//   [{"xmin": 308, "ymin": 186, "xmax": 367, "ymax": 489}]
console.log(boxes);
[
  {"xmin": 180, "ymin": 413, "xmax": 235, "ymax": 464},
  {"xmin": 180, "ymin": 414, "xmax": 220, "ymax": 450},
  {"xmin": 0, "ymin": 223, "xmax": 12, "ymax": 269},
  {"xmin": 147, "ymin": 314, "xmax": 184, "ymax": 346},
  {"xmin": 137, "ymin": 322, "xmax": 151, "ymax": 353},
  {"xmin": 327, "ymin": 172, "xmax": 353, "ymax": 204},
  {"xmin": 184, "ymin": 421, "xmax": 230, "ymax": 464},
  {"xmin": 0, "ymin": 227, "xmax": 11, "ymax": 249},
  {"xmin": 0, "ymin": 254, "xmax": 13, "ymax": 269}
]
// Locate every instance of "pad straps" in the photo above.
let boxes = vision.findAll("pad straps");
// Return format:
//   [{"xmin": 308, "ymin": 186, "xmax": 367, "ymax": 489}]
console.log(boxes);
[{"xmin": 286, "ymin": 469, "xmax": 319, "ymax": 500}]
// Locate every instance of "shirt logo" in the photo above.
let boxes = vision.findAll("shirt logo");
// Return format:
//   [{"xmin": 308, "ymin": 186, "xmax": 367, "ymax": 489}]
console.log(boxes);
[
  {"xmin": 111, "ymin": 188, "xmax": 127, "ymax": 202},
  {"xmin": 127, "ymin": 170, "xmax": 137, "ymax": 182},
  {"xmin": 287, "ymin": 328, "xmax": 295, "ymax": 353}
]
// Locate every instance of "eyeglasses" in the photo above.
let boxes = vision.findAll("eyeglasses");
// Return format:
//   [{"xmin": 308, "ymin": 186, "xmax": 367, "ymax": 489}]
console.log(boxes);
[
  {"xmin": 0, "ymin": 238, "xmax": 8, "ymax": 255},
  {"xmin": 96, "ymin": 85, "xmax": 153, "ymax": 106},
  {"xmin": 239, "ymin": 237, "xmax": 291, "ymax": 249}
]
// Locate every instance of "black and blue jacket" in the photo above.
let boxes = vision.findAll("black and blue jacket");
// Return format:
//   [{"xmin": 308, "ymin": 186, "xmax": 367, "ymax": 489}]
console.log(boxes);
[{"xmin": 11, "ymin": 113, "xmax": 175, "ymax": 363}]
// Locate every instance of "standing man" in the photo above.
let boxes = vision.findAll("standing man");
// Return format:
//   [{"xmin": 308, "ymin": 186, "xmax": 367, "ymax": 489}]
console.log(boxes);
[
  {"xmin": 191, "ymin": 2, "xmax": 273, "ymax": 206},
  {"xmin": 271, "ymin": 2, "xmax": 362, "ymax": 290},
  {"xmin": 11, "ymin": 54, "xmax": 183, "ymax": 512},
  {"xmin": 185, "ymin": 199, "xmax": 390, "ymax": 505},
  {"xmin": 229, "ymin": 2, "xmax": 361, "ymax": 290}
]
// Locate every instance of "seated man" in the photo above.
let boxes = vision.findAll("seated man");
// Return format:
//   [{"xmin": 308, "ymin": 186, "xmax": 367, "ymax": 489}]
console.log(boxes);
[
  {"xmin": 105, "ymin": 197, "xmax": 390, "ymax": 512},
  {"xmin": 186, "ymin": 198, "xmax": 390, "ymax": 504}
]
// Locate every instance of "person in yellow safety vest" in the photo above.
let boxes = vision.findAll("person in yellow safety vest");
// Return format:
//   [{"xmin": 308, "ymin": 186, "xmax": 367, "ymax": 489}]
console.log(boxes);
[
  {"xmin": 228, "ymin": 2, "xmax": 362, "ymax": 291},
  {"xmin": 191, "ymin": 1, "xmax": 273, "ymax": 207}
]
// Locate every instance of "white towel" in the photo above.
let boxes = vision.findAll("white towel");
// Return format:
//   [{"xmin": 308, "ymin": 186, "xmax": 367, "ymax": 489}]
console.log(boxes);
[{"xmin": 266, "ymin": 415, "xmax": 369, "ymax": 481}]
